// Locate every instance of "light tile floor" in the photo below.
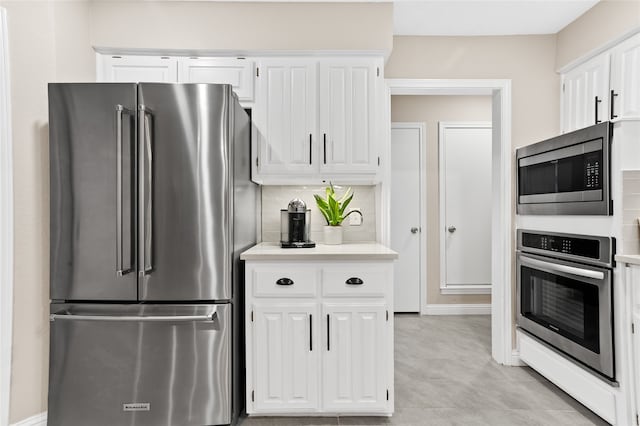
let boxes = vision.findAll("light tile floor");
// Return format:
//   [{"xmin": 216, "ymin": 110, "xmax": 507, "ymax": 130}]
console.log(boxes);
[{"xmin": 239, "ymin": 314, "xmax": 609, "ymax": 426}]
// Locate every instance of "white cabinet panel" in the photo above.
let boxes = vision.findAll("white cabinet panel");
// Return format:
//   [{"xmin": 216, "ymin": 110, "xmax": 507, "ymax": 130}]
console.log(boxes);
[
  {"xmin": 253, "ymin": 59, "xmax": 317, "ymax": 176},
  {"xmin": 611, "ymin": 33, "xmax": 640, "ymax": 121},
  {"xmin": 98, "ymin": 55, "xmax": 178, "ymax": 83},
  {"xmin": 178, "ymin": 58, "xmax": 254, "ymax": 102},
  {"xmin": 252, "ymin": 303, "xmax": 319, "ymax": 412},
  {"xmin": 320, "ymin": 59, "xmax": 379, "ymax": 173},
  {"xmin": 561, "ymin": 53, "xmax": 610, "ymax": 133},
  {"xmin": 244, "ymin": 260, "xmax": 394, "ymax": 416},
  {"xmin": 322, "ymin": 302, "xmax": 388, "ymax": 412}
]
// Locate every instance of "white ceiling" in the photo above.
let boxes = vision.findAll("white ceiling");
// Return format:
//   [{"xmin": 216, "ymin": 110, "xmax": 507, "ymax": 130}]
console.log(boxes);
[{"xmin": 393, "ymin": 0, "xmax": 600, "ymax": 36}]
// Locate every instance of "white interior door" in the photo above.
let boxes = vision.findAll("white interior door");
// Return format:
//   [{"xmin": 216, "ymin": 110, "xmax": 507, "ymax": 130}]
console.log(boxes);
[
  {"xmin": 440, "ymin": 122, "xmax": 492, "ymax": 292},
  {"xmin": 390, "ymin": 124, "xmax": 422, "ymax": 312}
]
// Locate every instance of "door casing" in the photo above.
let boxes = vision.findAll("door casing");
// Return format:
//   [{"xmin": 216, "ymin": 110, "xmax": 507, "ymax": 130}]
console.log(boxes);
[{"xmin": 383, "ymin": 79, "xmax": 514, "ymax": 367}]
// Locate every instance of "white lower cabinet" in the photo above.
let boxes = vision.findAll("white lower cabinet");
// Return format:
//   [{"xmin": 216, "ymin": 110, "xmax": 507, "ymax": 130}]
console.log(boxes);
[
  {"xmin": 245, "ymin": 261, "xmax": 394, "ymax": 416},
  {"xmin": 322, "ymin": 302, "xmax": 388, "ymax": 412},
  {"xmin": 252, "ymin": 302, "xmax": 319, "ymax": 412}
]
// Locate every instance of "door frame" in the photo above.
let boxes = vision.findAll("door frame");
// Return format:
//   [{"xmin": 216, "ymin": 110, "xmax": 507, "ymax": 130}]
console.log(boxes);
[
  {"xmin": 390, "ymin": 122, "xmax": 427, "ymax": 314},
  {"xmin": 0, "ymin": 7, "xmax": 12, "ymax": 426},
  {"xmin": 438, "ymin": 121, "xmax": 492, "ymax": 295},
  {"xmin": 383, "ymin": 79, "xmax": 513, "ymax": 366}
]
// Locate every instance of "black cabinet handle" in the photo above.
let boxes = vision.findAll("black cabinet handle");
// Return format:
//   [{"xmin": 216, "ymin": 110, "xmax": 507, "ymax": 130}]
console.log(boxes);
[
  {"xmin": 276, "ymin": 278, "xmax": 294, "ymax": 286},
  {"xmin": 309, "ymin": 134, "xmax": 312, "ymax": 165},
  {"xmin": 323, "ymin": 134, "xmax": 327, "ymax": 164},
  {"xmin": 611, "ymin": 90, "xmax": 618, "ymax": 120},
  {"xmin": 595, "ymin": 96, "xmax": 602, "ymax": 124},
  {"xmin": 326, "ymin": 314, "xmax": 330, "ymax": 351},
  {"xmin": 309, "ymin": 314, "xmax": 313, "ymax": 351},
  {"xmin": 345, "ymin": 277, "xmax": 364, "ymax": 285}
]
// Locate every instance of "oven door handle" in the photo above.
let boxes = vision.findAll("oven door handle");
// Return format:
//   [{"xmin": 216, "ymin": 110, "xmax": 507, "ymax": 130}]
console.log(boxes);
[{"xmin": 521, "ymin": 256, "xmax": 604, "ymax": 280}]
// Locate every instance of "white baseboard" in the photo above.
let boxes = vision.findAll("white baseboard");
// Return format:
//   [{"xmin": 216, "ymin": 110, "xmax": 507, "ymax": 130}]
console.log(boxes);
[
  {"xmin": 10, "ymin": 412, "xmax": 47, "ymax": 426},
  {"xmin": 510, "ymin": 349, "xmax": 527, "ymax": 366},
  {"xmin": 422, "ymin": 303, "xmax": 491, "ymax": 315}
]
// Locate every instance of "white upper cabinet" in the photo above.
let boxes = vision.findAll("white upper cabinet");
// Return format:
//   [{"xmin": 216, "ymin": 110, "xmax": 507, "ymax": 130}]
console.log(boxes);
[
  {"xmin": 178, "ymin": 57, "xmax": 255, "ymax": 102},
  {"xmin": 319, "ymin": 59, "xmax": 380, "ymax": 174},
  {"xmin": 561, "ymin": 32, "xmax": 640, "ymax": 131},
  {"xmin": 252, "ymin": 58, "xmax": 318, "ymax": 176},
  {"xmin": 252, "ymin": 56, "xmax": 382, "ymax": 184},
  {"xmin": 561, "ymin": 52, "xmax": 610, "ymax": 133},
  {"xmin": 97, "ymin": 54, "xmax": 254, "ymax": 103},
  {"xmin": 611, "ymin": 32, "xmax": 640, "ymax": 121},
  {"xmin": 98, "ymin": 55, "xmax": 179, "ymax": 83}
]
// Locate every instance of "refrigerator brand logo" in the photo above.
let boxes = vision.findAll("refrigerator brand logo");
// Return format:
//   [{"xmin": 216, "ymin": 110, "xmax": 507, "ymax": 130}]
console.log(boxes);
[{"xmin": 123, "ymin": 403, "xmax": 150, "ymax": 412}]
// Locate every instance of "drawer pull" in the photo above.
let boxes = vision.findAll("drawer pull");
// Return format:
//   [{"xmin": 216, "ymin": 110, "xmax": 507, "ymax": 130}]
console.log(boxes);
[
  {"xmin": 276, "ymin": 277, "xmax": 294, "ymax": 286},
  {"xmin": 345, "ymin": 277, "xmax": 364, "ymax": 285}
]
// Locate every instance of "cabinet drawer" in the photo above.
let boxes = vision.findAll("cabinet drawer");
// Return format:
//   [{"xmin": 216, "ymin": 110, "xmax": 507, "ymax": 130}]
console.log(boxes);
[
  {"xmin": 322, "ymin": 264, "xmax": 390, "ymax": 297},
  {"xmin": 251, "ymin": 266, "xmax": 318, "ymax": 298}
]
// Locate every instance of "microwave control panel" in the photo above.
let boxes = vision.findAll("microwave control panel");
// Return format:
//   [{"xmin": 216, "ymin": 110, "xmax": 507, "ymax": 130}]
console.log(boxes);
[{"xmin": 585, "ymin": 152, "xmax": 601, "ymax": 189}]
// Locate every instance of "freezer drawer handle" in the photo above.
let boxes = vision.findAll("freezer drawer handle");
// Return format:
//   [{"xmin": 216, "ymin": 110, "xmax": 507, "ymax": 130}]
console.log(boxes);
[
  {"xmin": 116, "ymin": 105, "xmax": 134, "ymax": 277},
  {"xmin": 49, "ymin": 311, "xmax": 218, "ymax": 323},
  {"xmin": 276, "ymin": 278, "xmax": 294, "ymax": 286}
]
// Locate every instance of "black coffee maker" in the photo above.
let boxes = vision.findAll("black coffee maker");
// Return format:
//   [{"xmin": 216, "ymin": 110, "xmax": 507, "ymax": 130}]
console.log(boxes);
[{"xmin": 280, "ymin": 199, "xmax": 315, "ymax": 248}]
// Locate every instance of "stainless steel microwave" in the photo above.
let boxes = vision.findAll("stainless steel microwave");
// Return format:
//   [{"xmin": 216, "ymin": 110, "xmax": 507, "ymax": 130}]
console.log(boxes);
[{"xmin": 516, "ymin": 122, "xmax": 612, "ymax": 215}]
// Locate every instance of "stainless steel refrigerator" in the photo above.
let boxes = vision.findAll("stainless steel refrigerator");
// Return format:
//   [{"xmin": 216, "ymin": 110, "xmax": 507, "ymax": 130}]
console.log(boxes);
[{"xmin": 47, "ymin": 83, "xmax": 257, "ymax": 426}]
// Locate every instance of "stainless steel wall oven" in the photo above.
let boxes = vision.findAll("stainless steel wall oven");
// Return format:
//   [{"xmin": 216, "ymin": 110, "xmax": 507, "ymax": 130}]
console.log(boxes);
[
  {"xmin": 516, "ymin": 122, "xmax": 612, "ymax": 215},
  {"xmin": 516, "ymin": 229, "xmax": 615, "ymax": 382}
]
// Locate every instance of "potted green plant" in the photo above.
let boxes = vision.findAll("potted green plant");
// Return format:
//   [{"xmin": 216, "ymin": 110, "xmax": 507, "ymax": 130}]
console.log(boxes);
[{"xmin": 314, "ymin": 184, "xmax": 363, "ymax": 245}]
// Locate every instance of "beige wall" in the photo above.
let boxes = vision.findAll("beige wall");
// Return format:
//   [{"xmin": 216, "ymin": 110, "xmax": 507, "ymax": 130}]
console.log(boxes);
[
  {"xmin": 387, "ymin": 36, "xmax": 561, "ymax": 150},
  {"xmin": 391, "ymin": 96, "xmax": 492, "ymax": 305},
  {"xmin": 0, "ymin": 1, "xmax": 94, "ymax": 422},
  {"xmin": 556, "ymin": 0, "xmax": 640, "ymax": 70},
  {"xmin": 89, "ymin": 1, "xmax": 393, "ymax": 53}
]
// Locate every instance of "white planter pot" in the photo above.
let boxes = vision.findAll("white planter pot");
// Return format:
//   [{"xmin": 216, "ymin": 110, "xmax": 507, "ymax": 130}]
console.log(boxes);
[{"xmin": 323, "ymin": 225, "xmax": 343, "ymax": 245}]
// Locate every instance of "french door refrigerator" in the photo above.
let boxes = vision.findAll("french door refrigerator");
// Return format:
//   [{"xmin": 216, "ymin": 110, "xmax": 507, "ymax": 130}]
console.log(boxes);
[{"xmin": 47, "ymin": 83, "xmax": 257, "ymax": 426}]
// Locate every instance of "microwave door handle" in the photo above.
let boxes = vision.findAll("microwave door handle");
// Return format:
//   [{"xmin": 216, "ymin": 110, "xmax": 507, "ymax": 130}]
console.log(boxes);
[{"xmin": 521, "ymin": 257, "xmax": 604, "ymax": 280}]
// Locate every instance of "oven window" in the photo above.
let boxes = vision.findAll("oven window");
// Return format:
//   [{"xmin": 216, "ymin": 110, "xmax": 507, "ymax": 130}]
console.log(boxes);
[
  {"xmin": 518, "ymin": 150, "xmax": 603, "ymax": 196},
  {"xmin": 521, "ymin": 266, "xmax": 600, "ymax": 353}
]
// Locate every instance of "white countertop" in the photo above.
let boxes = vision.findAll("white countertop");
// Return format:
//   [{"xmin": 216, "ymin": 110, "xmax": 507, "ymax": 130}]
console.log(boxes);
[
  {"xmin": 240, "ymin": 242, "xmax": 398, "ymax": 261},
  {"xmin": 615, "ymin": 254, "xmax": 640, "ymax": 266}
]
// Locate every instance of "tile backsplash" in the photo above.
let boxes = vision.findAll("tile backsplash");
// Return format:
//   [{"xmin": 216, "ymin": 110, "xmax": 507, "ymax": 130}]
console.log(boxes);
[
  {"xmin": 261, "ymin": 185, "xmax": 377, "ymax": 244},
  {"xmin": 622, "ymin": 170, "xmax": 640, "ymax": 254}
]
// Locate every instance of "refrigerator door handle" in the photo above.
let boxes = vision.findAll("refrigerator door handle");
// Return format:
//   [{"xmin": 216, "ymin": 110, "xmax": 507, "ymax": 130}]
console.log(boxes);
[
  {"xmin": 138, "ymin": 105, "xmax": 153, "ymax": 277},
  {"xmin": 50, "ymin": 311, "xmax": 218, "ymax": 323},
  {"xmin": 116, "ymin": 105, "xmax": 134, "ymax": 277}
]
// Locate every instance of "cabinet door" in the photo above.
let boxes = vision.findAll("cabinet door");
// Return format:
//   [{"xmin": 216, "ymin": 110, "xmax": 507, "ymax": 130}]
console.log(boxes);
[
  {"xmin": 319, "ymin": 59, "xmax": 379, "ymax": 173},
  {"xmin": 178, "ymin": 58, "xmax": 255, "ymax": 102},
  {"xmin": 252, "ymin": 302, "xmax": 319, "ymax": 413},
  {"xmin": 322, "ymin": 302, "xmax": 388, "ymax": 412},
  {"xmin": 561, "ymin": 53, "xmax": 610, "ymax": 133},
  {"xmin": 253, "ymin": 59, "xmax": 317, "ymax": 176},
  {"xmin": 97, "ymin": 54, "xmax": 178, "ymax": 83},
  {"xmin": 611, "ymin": 33, "xmax": 640, "ymax": 121}
]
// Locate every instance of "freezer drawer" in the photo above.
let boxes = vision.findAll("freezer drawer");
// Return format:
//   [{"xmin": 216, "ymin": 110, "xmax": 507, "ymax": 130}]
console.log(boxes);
[{"xmin": 48, "ymin": 304, "xmax": 231, "ymax": 426}]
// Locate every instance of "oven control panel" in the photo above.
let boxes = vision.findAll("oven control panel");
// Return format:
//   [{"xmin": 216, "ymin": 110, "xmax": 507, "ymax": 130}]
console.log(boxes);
[{"xmin": 518, "ymin": 230, "xmax": 613, "ymax": 267}]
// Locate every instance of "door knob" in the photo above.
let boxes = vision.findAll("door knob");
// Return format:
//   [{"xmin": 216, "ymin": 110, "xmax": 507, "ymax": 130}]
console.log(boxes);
[
  {"xmin": 448, "ymin": 226, "xmax": 457, "ymax": 233},
  {"xmin": 410, "ymin": 227, "xmax": 419, "ymax": 234}
]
